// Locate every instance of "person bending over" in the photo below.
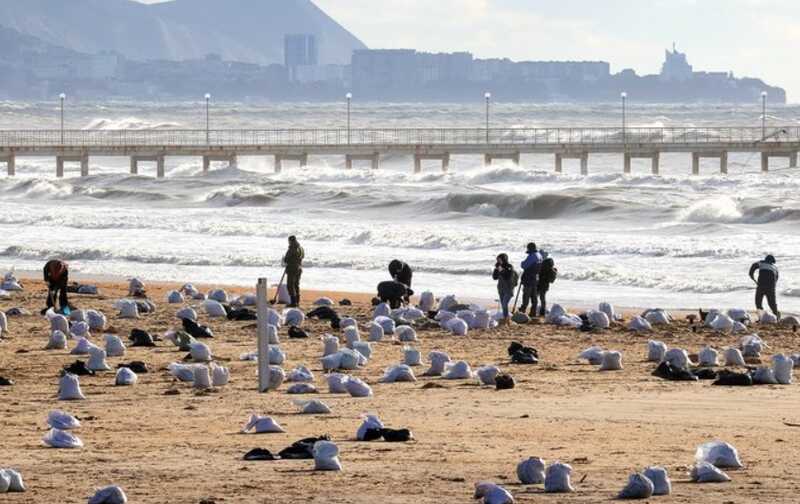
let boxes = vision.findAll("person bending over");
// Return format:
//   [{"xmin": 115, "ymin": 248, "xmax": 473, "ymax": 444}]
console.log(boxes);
[
  {"xmin": 388, "ymin": 259, "xmax": 413, "ymax": 302},
  {"xmin": 493, "ymin": 253, "xmax": 518, "ymax": 322},
  {"xmin": 283, "ymin": 236, "xmax": 305, "ymax": 307},
  {"xmin": 749, "ymin": 254, "xmax": 780, "ymax": 319},
  {"xmin": 519, "ymin": 242, "xmax": 543, "ymax": 317},
  {"xmin": 43, "ymin": 259, "xmax": 71, "ymax": 314}
]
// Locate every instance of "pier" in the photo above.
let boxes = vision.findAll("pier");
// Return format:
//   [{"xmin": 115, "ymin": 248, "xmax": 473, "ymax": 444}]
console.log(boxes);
[{"xmin": 0, "ymin": 127, "xmax": 798, "ymax": 177}]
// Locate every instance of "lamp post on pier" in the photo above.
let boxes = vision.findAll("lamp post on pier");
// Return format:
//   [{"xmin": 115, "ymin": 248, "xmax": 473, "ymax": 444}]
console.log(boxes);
[
  {"xmin": 59, "ymin": 93, "xmax": 66, "ymax": 145},
  {"xmin": 621, "ymin": 91, "xmax": 627, "ymax": 146},
  {"xmin": 346, "ymin": 92, "xmax": 352, "ymax": 144},
  {"xmin": 204, "ymin": 93, "xmax": 211, "ymax": 145},
  {"xmin": 761, "ymin": 91, "xmax": 767, "ymax": 140},
  {"xmin": 484, "ymin": 91, "xmax": 491, "ymax": 144}
]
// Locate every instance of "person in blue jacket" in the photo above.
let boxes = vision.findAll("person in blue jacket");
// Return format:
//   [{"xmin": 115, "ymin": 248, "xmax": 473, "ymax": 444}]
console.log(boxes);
[{"xmin": 519, "ymin": 242, "xmax": 543, "ymax": 317}]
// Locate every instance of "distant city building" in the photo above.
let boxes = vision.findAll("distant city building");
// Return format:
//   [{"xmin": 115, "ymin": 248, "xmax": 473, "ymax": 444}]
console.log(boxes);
[
  {"xmin": 352, "ymin": 49, "xmax": 418, "ymax": 93},
  {"xmin": 284, "ymin": 34, "xmax": 318, "ymax": 82},
  {"xmin": 660, "ymin": 43, "xmax": 693, "ymax": 82}
]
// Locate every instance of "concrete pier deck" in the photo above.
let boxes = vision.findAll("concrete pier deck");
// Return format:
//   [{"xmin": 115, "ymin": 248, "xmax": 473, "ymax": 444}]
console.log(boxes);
[{"xmin": 0, "ymin": 127, "xmax": 797, "ymax": 177}]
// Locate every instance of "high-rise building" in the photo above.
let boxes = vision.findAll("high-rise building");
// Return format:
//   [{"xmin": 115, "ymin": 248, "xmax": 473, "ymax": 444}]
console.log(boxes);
[
  {"xmin": 660, "ymin": 43, "xmax": 693, "ymax": 82},
  {"xmin": 284, "ymin": 34, "xmax": 318, "ymax": 81}
]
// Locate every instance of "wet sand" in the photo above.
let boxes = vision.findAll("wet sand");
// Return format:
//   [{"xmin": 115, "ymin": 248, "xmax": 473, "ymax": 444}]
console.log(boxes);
[{"xmin": 1, "ymin": 279, "xmax": 799, "ymax": 503}]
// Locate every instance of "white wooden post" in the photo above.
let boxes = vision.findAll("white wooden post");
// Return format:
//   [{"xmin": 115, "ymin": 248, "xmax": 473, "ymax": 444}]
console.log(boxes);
[{"xmin": 256, "ymin": 277, "xmax": 271, "ymax": 392}]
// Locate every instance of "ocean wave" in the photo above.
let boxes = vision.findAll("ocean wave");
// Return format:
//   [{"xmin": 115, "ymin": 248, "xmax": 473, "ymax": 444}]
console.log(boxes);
[
  {"xmin": 83, "ymin": 117, "xmax": 182, "ymax": 130},
  {"xmin": 679, "ymin": 196, "xmax": 800, "ymax": 224},
  {"xmin": 444, "ymin": 192, "xmax": 615, "ymax": 219}
]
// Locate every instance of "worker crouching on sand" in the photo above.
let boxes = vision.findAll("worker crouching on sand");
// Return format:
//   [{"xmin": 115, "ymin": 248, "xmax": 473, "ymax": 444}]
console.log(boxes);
[
  {"xmin": 43, "ymin": 259, "xmax": 71, "ymax": 314},
  {"xmin": 389, "ymin": 259, "xmax": 413, "ymax": 303},
  {"xmin": 493, "ymin": 253, "xmax": 518, "ymax": 323},
  {"xmin": 749, "ymin": 254, "xmax": 780, "ymax": 319},
  {"xmin": 283, "ymin": 236, "xmax": 305, "ymax": 308}
]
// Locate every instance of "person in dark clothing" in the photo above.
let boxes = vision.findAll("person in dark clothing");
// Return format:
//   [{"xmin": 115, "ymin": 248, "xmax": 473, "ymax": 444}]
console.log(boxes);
[
  {"xmin": 388, "ymin": 259, "xmax": 413, "ymax": 302},
  {"xmin": 519, "ymin": 242, "xmax": 543, "ymax": 317},
  {"xmin": 537, "ymin": 252, "xmax": 557, "ymax": 317},
  {"xmin": 283, "ymin": 236, "xmax": 305, "ymax": 307},
  {"xmin": 43, "ymin": 259, "xmax": 70, "ymax": 314},
  {"xmin": 749, "ymin": 254, "xmax": 780, "ymax": 318},
  {"xmin": 492, "ymin": 253, "xmax": 518, "ymax": 322},
  {"xmin": 377, "ymin": 280, "xmax": 410, "ymax": 309}
]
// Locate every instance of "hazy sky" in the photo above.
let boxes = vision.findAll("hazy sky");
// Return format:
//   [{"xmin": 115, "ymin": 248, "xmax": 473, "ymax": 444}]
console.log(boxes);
[{"xmin": 137, "ymin": 0, "xmax": 799, "ymax": 100}]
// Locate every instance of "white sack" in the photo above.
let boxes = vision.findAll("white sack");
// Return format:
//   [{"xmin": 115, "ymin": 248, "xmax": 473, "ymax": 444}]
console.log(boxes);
[
  {"xmin": 42, "ymin": 428, "xmax": 83, "ymax": 448},
  {"xmin": 517, "ymin": 457, "xmax": 546, "ymax": 485},
  {"xmin": 690, "ymin": 462, "xmax": 730, "ymax": 483},
  {"xmin": 544, "ymin": 462, "xmax": 574, "ymax": 493},
  {"xmin": 313, "ymin": 440, "xmax": 342, "ymax": 471},
  {"xmin": 241, "ymin": 414, "xmax": 285, "ymax": 434},
  {"xmin": 647, "ymin": 340, "xmax": 667, "ymax": 362},
  {"xmin": 380, "ymin": 364, "xmax": 417, "ymax": 383},
  {"xmin": 643, "ymin": 466, "xmax": 671, "ymax": 496},
  {"xmin": 403, "ymin": 346, "xmax": 422, "ymax": 366},
  {"xmin": 87, "ymin": 347, "xmax": 111, "ymax": 371},
  {"xmin": 598, "ymin": 351, "xmax": 623, "ymax": 371},
  {"xmin": 772, "ymin": 354, "xmax": 794, "ymax": 385},
  {"xmin": 476, "ymin": 365, "xmax": 501, "ymax": 386},
  {"xmin": 357, "ymin": 414, "xmax": 384, "ymax": 440},
  {"xmin": 115, "ymin": 367, "xmax": 138, "ymax": 386},
  {"xmin": 47, "ymin": 410, "xmax": 80, "ymax": 430},
  {"xmin": 367, "ymin": 322, "xmax": 384, "ymax": 342},
  {"xmin": 443, "ymin": 360, "xmax": 473, "ymax": 379},
  {"xmin": 723, "ymin": 347, "xmax": 746, "ymax": 367},
  {"xmin": 345, "ymin": 376, "xmax": 373, "ymax": 397},
  {"xmin": 104, "ymin": 335, "xmax": 126, "ymax": 357},
  {"xmin": 88, "ymin": 485, "xmax": 128, "ymax": 504},
  {"xmin": 695, "ymin": 441, "xmax": 743, "ymax": 468}
]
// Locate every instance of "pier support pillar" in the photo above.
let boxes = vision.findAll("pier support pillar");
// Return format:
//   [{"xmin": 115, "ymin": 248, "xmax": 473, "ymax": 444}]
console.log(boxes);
[
  {"xmin": 555, "ymin": 152, "xmax": 588, "ymax": 175},
  {"xmin": 56, "ymin": 155, "xmax": 87, "ymax": 178},
  {"xmin": 692, "ymin": 151, "xmax": 728, "ymax": 175},
  {"xmin": 157, "ymin": 156, "xmax": 165, "ymax": 178},
  {"xmin": 1, "ymin": 154, "xmax": 14, "ymax": 176},
  {"xmin": 203, "ymin": 154, "xmax": 238, "ymax": 174},
  {"xmin": 274, "ymin": 154, "xmax": 308, "ymax": 174},
  {"xmin": 130, "ymin": 157, "xmax": 138, "ymax": 175},
  {"xmin": 345, "ymin": 153, "xmax": 380, "ymax": 170},
  {"xmin": 56, "ymin": 157, "xmax": 64, "ymax": 178},
  {"xmin": 624, "ymin": 152, "xmax": 660, "ymax": 175},
  {"xmin": 791, "ymin": 152, "xmax": 798, "ymax": 168},
  {"xmin": 414, "ymin": 153, "xmax": 450, "ymax": 174},
  {"xmin": 484, "ymin": 152, "xmax": 520, "ymax": 166},
  {"xmin": 80, "ymin": 155, "xmax": 89, "ymax": 177},
  {"xmin": 761, "ymin": 152, "xmax": 769, "ymax": 173}
]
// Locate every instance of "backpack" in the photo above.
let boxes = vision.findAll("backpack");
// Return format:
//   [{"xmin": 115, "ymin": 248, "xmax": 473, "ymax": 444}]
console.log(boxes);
[
  {"xmin": 541, "ymin": 258, "xmax": 558, "ymax": 284},
  {"xmin": 510, "ymin": 269, "xmax": 520, "ymax": 288}
]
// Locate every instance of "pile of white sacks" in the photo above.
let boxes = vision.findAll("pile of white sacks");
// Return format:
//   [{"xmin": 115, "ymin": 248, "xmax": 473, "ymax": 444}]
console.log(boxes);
[{"xmin": 644, "ymin": 335, "xmax": 794, "ymax": 384}]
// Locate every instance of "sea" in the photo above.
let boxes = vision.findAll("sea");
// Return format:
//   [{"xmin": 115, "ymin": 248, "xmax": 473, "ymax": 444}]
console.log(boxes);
[{"xmin": 1, "ymin": 100, "xmax": 799, "ymax": 312}]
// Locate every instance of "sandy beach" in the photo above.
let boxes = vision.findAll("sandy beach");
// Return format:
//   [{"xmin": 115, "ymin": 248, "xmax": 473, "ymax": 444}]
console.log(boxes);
[{"xmin": 1, "ymin": 278, "xmax": 799, "ymax": 503}]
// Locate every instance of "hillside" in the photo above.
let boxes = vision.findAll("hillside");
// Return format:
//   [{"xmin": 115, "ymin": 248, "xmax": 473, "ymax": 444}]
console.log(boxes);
[{"xmin": 0, "ymin": 0, "xmax": 366, "ymax": 64}]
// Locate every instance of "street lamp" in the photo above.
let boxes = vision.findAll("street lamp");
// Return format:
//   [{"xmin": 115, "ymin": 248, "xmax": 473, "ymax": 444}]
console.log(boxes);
[
  {"xmin": 484, "ymin": 92, "xmax": 491, "ymax": 143},
  {"xmin": 345, "ymin": 92, "xmax": 352, "ymax": 144},
  {"xmin": 761, "ymin": 91, "xmax": 767, "ymax": 139},
  {"xmin": 621, "ymin": 92, "xmax": 627, "ymax": 145},
  {"xmin": 204, "ymin": 93, "xmax": 211, "ymax": 145},
  {"xmin": 59, "ymin": 93, "xmax": 66, "ymax": 144}
]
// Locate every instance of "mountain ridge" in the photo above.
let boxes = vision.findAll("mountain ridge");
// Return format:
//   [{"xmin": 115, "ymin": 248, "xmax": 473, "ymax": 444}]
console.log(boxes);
[{"xmin": 0, "ymin": 0, "xmax": 366, "ymax": 64}]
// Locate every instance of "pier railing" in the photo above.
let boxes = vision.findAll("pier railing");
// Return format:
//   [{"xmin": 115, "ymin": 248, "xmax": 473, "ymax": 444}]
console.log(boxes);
[{"xmin": 1, "ymin": 127, "xmax": 798, "ymax": 147}]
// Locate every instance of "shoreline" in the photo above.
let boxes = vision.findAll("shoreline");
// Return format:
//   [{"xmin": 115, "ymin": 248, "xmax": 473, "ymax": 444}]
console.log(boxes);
[{"xmin": 7, "ymin": 269, "xmax": 745, "ymax": 318}]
